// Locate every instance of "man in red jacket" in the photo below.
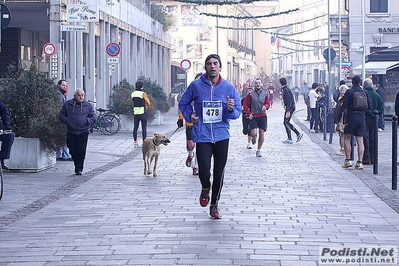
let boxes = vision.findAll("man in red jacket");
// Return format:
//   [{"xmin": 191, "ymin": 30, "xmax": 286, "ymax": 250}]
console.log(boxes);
[{"xmin": 243, "ymin": 78, "xmax": 270, "ymax": 157}]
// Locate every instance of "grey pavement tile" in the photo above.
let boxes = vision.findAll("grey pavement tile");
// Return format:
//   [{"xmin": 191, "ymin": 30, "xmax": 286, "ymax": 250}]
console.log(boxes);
[{"xmin": 1, "ymin": 103, "xmax": 399, "ymax": 265}]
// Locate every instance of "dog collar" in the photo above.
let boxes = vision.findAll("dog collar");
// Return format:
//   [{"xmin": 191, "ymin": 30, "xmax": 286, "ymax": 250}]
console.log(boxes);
[{"xmin": 152, "ymin": 139, "xmax": 159, "ymax": 146}]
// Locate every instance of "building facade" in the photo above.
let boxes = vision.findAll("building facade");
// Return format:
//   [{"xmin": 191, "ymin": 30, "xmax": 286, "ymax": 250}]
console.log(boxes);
[
  {"xmin": 159, "ymin": 1, "xmax": 261, "ymax": 98},
  {"xmin": 1, "ymin": 0, "xmax": 171, "ymax": 109}
]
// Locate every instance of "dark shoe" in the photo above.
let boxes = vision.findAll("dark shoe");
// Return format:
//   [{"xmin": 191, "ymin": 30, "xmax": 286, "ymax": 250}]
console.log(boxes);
[
  {"xmin": 199, "ymin": 188, "xmax": 210, "ymax": 207},
  {"xmin": 56, "ymin": 157, "xmax": 63, "ymax": 161},
  {"xmin": 296, "ymin": 133, "xmax": 303, "ymax": 143},
  {"xmin": 65, "ymin": 158, "xmax": 73, "ymax": 161},
  {"xmin": 362, "ymin": 158, "xmax": 372, "ymax": 165},
  {"xmin": 210, "ymin": 204, "xmax": 221, "ymax": 219},
  {"xmin": 75, "ymin": 171, "xmax": 82, "ymax": 175}
]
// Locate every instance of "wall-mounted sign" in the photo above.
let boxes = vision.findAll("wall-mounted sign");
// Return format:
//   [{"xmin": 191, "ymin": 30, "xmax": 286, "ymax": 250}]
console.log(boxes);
[
  {"xmin": 378, "ymin": 28, "xmax": 399, "ymax": 34},
  {"xmin": 66, "ymin": 5, "xmax": 99, "ymax": 22},
  {"xmin": 61, "ymin": 24, "xmax": 87, "ymax": 32}
]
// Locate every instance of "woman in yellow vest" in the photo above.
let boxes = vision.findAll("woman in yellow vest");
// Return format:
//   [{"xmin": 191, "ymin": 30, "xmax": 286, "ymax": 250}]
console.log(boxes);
[{"xmin": 131, "ymin": 80, "xmax": 151, "ymax": 148}]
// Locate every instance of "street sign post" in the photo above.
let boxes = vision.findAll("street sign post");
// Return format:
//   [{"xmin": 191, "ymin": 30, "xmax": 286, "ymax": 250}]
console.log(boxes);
[
  {"xmin": 106, "ymin": 42, "xmax": 120, "ymax": 57},
  {"xmin": 0, "ymin": 4, "xmax": 12, "ymax": 52}
]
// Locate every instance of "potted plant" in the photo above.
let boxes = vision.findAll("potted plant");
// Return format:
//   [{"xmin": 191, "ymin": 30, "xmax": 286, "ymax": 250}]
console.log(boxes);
[{"xmin": 0, "ymin": 64, "xmax": 66, "ymax": 172}]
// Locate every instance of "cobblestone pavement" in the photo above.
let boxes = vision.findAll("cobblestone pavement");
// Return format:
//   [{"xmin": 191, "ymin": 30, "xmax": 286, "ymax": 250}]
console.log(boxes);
[{"xmin": 0, "ymin": 100, "xmax": 398, "ymax": 266}]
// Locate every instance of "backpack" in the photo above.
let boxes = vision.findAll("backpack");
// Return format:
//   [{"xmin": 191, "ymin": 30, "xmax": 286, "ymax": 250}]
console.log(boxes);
[{"xmin": 352, "ymin": 90, "xmax": 368, "ymax": 111}]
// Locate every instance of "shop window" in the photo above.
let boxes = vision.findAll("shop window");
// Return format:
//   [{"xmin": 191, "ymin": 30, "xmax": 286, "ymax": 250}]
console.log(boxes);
[{"xmin": 370, "ymin": 0, "xmax": 388, "ymax": 13}]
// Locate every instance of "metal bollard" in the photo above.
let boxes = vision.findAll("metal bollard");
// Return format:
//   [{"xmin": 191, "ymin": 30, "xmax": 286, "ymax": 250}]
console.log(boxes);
[
  {"xmin": 350, "ymin": 135, "xmax": 355, "ymax": 161},
  {"xmin": 392, "ymin": 115, "xmax": 398, "ymax": 190},
  {"xmin": 373, "ymin": 110, "xmax": 378, "ymax": 174},
  {"xmin": 323, "ymin": 105, "xmax": 327, "ymax": 141}
]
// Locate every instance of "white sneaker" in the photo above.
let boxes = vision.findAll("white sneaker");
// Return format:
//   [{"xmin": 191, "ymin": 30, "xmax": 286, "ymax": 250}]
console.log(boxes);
[{"xmin": 247, "ymin": 144, "xmax": 252, "ymax": 149}]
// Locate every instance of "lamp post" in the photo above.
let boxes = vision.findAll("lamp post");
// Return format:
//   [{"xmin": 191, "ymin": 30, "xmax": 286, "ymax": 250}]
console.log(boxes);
[{"xmin": 361, "ymin": 0, "xmax": 366, "ymax": 81}]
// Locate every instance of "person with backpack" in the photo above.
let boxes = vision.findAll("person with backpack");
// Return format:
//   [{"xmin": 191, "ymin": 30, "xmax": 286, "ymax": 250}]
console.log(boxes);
[{"xmin": 338, "ymin": 75, "xmax": 371, "ymax": 170}]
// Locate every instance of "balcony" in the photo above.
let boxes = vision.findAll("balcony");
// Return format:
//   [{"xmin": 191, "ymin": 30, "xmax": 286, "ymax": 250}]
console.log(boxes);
[{"xmin": 329, "ymin": 14, "xmax": 349, "ymax": 45}]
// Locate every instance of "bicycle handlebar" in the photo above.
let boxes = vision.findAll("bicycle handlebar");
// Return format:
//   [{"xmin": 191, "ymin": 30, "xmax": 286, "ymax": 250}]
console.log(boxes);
[{"xmin": 0, "ymin": 130, "xmax": 13, "ymax": 135}]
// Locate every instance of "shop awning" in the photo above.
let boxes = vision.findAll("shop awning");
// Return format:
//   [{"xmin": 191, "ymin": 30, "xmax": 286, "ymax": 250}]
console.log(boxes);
[{"xmin": 352, "ymin": 61, "xmax": 399, "ymax": 75}]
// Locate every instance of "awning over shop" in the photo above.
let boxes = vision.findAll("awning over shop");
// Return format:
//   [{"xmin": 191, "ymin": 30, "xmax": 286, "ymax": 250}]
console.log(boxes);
[{"xmin": 352, "ymin": 61, "xmax": 399, "ymax": 75}]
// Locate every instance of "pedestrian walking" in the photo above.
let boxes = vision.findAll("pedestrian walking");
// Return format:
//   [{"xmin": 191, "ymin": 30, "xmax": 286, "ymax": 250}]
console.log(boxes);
[
  {"xmin": 59, "ymin": 89, "xmax": 96, "ymax": 175},
  {"xmin": 131, "ymin": 80, "xmax": 151, "ymax": 148},
  {"xmin": 56, "ymin": 79, "xmax": 72, "ymax": 161},
  {"xmin": 373, "ymin": 75, "xmax": 386, "ymax": 131},
  {"xmin": 0, "ymin": 99, "xmax": 15, "ymax": 170},
  {"xmin": 280, "ymin": 77, "xmax": 303, "ymax": 144},
  {"xmin": 243, "ymin": 78, "xmax": 270, "ymax": 157},
  {"xmin": 308, "ymin": 83, "xmax": 319, "ymax": 132},
  {"xmin": 178, "ymin": 54, "xmax": 241, "ymax": 219},
  {"xmin": 241, "ymin": 87, "xmax": 256, "ymax": 149},
  {"xmin": 362, "ymin": 78, "xmax": 384, "ymax": 165},
  {"xmin": 339, "ymin": 75, "xmax": 371, "ymax": 170},
  {"xmin": 333, "ymin": 84, "xmax": 349, "ymax": 156}
]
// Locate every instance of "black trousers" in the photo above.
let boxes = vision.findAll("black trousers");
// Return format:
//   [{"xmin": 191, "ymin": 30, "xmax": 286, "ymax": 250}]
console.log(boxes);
[
  {"xmin": 363, "ymin": 123, "xmax": 375, "ymax": 160},
  {"xmin": 133, "ymin": 113, "xmax": 148, "ymax": 141},
  {"xmin": 0, "ymin": 132, "xmax": 15, "ymax": 159},
  {"xmin": 283, "ymin": 108, "xmax": 299, "ymax": 140},
  {"xmin": 196, "ymin": 139, "xmax": 229, "ymax": 206},
  {"xmin": 67, "ymin": 132, "xmax": 89, "ymax": 172}
]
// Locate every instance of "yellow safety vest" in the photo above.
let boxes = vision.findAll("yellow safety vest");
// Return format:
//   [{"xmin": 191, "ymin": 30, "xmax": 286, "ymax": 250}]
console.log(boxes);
[{"xmin": 131, "ymin": 90, "xmax": 146, "ymax": 115}]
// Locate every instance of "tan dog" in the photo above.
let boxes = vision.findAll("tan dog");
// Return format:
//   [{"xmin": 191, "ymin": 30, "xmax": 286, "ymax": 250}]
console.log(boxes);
[{"xmin": 142, "ymin": 133, "xmax": 170, "ymax": 177}]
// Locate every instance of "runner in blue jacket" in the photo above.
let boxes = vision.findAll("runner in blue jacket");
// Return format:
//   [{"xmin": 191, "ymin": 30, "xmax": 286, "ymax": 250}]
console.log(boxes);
[{"xmin": 178, "ymin": 54, "xmax": 241, "ymax": 219}]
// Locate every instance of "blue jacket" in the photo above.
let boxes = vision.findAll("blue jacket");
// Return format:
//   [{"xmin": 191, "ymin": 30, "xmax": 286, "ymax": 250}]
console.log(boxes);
[
  {"xmin": 59, "ymin": 99, "xmax": 96, "ymax": 135},
  {"xmin": 178, "ymin": 74, "xmax": 241, "ymax": 143}
]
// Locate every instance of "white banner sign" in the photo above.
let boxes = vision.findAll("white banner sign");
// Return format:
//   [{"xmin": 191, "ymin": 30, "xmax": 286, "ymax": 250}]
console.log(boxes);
[
  {"xmin": 66, "ymin": 5, "xmax": 99, "ymax": 22},
  {"xmin": 61, "ymin": 25, "xmax": 88, "ymax": 32}
]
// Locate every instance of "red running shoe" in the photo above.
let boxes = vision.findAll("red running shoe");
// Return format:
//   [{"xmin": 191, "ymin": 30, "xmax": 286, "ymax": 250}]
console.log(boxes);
[
  {"xmin": 210, "ymin": 204, "xmax": 221, "ymax": 219},
  {"xmin": 199, "ymin": 188, "xmax": 210, "ymax": 207}
]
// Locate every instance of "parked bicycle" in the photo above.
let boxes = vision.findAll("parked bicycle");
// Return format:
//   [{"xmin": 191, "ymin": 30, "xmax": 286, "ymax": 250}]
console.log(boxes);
[
  {"xmin": 0, "ymin": 129, "xmax": 13, "ymax": 200},
  {"xmin": 88, "ymin": 101, "xmax": 122, "ymax": 135}
]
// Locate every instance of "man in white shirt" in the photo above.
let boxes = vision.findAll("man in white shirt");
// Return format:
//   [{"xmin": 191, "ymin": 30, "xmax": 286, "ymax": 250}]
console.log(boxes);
[{"xmin": 308, "ymin": 83, "xmax": 319, "ymax": 132}]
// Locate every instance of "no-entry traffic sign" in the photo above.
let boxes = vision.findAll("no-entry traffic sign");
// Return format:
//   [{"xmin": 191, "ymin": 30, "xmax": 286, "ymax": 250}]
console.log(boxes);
[
  {"xmin": 106, "ymin": 42, "xmax": 120, "ymax": 57},
  {"xmin": 43, "ymin": 43, "xmax": 56, "ymax": 56},
  {"xmin": 180, "ymin": 59, "xmax": 191, "ymax": 70}
]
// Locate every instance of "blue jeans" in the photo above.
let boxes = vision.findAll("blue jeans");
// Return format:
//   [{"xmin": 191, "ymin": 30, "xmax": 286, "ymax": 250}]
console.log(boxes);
[{"xmin": 56, "ymin": 145, "xmax": 71, "ymax": 159}]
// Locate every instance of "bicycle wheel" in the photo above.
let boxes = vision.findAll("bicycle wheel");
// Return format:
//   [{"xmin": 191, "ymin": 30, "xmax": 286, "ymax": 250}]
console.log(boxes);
[
  {"xmin": 0, "ymin": 169, "xmax": 3, "ymax": 200},
  {"xmin": 99, "ymin": 114, "xmax": 121, "ymax": 135}
]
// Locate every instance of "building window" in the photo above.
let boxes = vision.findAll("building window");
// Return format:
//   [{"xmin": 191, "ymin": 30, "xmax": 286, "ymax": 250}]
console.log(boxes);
[{"xmin": 370, "ymin": 0, "xmax": 388, "ymax": 13}]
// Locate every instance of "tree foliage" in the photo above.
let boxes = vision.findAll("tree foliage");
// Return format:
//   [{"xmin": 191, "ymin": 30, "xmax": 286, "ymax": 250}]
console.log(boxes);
[
  {"xmin": 0, "ymin": 64, "xmax": 66, "ymax": 153},
  {"xmin": 150, "ymin": 4, "xmax": 176, "ymax": 32}
]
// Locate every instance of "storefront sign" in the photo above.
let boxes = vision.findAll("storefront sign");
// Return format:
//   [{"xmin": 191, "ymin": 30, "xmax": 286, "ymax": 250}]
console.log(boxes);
[
  {"xmin": 66, "ymin": 5, "xmax": 98, "ymax": 22},
  {"xmin": 378, "ymin": 27, "xmax": 399, "ymax": 34}
]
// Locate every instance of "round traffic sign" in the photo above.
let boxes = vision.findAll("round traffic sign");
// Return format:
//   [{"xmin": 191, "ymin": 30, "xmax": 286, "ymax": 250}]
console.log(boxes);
[
  {"xmin": 0, "ymin": 4, "xmax": 11, "ymax": 30},
  {"xmin": 43, "ymin": 43, "xmax": 56, "ymax": 56},
  {"xmin": 180, "ymin": 59, "xmax": 191, "ymax": 70},
  {"xmin": 106, "ymin": 42, "xmax": 121, "ymax": 57},
  {"xmin": 323, "ymin": 48, "xmax": 336, "ymax": 61}
]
